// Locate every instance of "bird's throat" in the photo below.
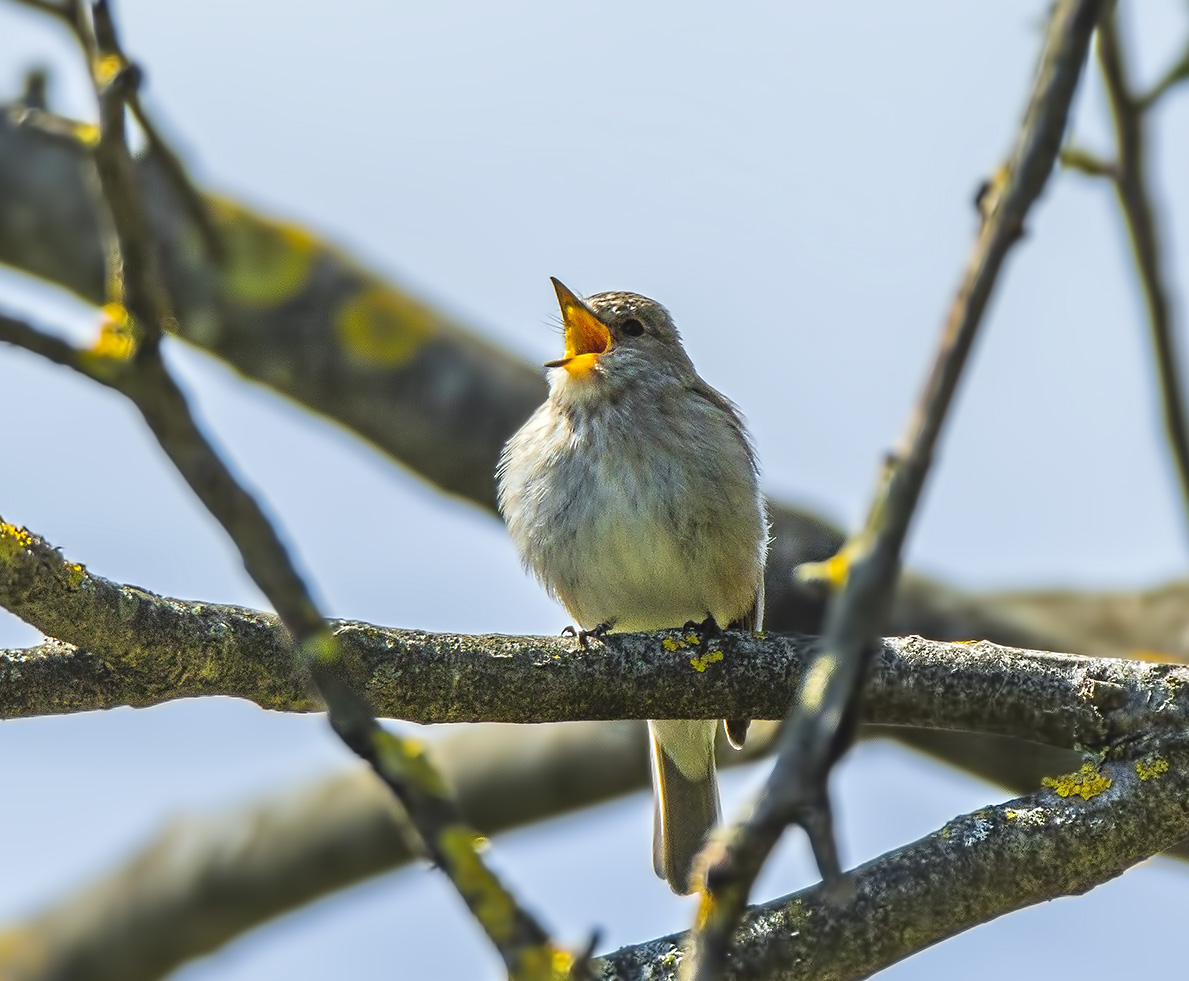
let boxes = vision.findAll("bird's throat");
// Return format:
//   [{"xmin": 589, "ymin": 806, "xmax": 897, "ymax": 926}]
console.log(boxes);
[{"xmin": 558, "ymin": 352, "xmax": 601, "ymax": 378}]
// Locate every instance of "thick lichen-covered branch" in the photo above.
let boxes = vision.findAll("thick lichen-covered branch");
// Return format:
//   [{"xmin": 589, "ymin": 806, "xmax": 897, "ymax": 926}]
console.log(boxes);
[
  {"xmin": 5, "ymin": 518, "xmax": 1189, "ymax": 752},
  {"xmin": 597, "ymin": 743, "xmax": 1189, "ymax": 981}
]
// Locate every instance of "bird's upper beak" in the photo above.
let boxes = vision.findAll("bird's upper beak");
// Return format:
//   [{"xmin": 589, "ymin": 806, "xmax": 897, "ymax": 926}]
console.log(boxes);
[{"xmin": 546, "ymin": 277, "xmax": 612, "ymax": 373}]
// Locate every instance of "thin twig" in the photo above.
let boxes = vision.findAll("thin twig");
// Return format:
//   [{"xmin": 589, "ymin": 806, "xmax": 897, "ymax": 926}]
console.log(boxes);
[
  {"xmin": 1138, "ymin": 30, "xmax": 1189, "ymax": 109},
  {"xmin": 126, "ymin": 90, "xmax": 226, "ymax": 263},
  {"xmin": 91, "ymin": 1, "xmax": 225, "ymax": 264},
  {"xmin": 1095, "ymin": 9, "xmax": 1189, "ymax": 535},
  {"xmin": 685, "ymin": 3, "xmax": 1108, "ymax": 977}
]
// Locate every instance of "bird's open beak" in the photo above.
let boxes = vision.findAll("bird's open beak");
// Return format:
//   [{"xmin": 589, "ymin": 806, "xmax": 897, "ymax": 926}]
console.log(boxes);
[{"xmin": 545, "ymin": 277, "xmax": 612, "ymax": 371}]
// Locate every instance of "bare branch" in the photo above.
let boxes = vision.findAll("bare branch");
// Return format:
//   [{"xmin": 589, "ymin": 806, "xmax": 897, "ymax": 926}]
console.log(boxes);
[
  {"xmin": 1095, "ymin": 9, "xmax": 1189, "ymax": 535},
  {"xmin": 1138, "ymin": 27, "xmax": 1189, "ymax": 109},
  {"xmin": 687, "ymin": 3, "xmax": 1109, "ymax": 973},
  {"xmin": 9, "ymin": 0, "xmax": 74, "ymax": 23},
  {"xmin": 1058, "ymin": 144, "xmax": 1116, "ymax": 178},
  {"xmin": 79, "ymin": 0, "xmax": 173, "ymax": 352}
]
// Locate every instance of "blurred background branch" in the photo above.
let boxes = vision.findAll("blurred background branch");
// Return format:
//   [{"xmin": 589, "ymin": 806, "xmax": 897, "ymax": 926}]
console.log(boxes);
[
  {"xmin": 0, "ymin": 723, "xmax": 649, "ymax": 981},
  {"xmin": 0, "ymin": 3, "xmax": 571, "ymax": 974}
]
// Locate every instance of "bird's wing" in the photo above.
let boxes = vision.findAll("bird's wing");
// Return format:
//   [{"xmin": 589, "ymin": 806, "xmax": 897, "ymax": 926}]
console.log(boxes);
[
  {"xmin": 686, "ymin": 378, "xmax": 760, "ymax": 475},
  {"xmin": 688, "ymin": 376, "xmax": 765, "ymax": 751}
]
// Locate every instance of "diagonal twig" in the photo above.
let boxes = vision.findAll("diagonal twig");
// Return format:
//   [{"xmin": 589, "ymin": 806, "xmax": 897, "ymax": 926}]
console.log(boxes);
[
  {"xmin": 684, "ymin": 2, "xmax": 1109, "ymax": 977},
  {"xmin": 1061, "ymin": 7, "xmax": 1189, "ymax": 537},
  {"xmin": 2, "ymin": 2, "xmax": 573, "ymax": 974},
  {"xmin": 1, "ymin": 304, "xmax": 571, "ymax": 981}
]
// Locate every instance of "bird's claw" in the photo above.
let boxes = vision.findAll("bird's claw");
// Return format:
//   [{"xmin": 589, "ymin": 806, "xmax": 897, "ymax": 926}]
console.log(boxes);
[
  {"xmin": 681, "ymin": 614, "xmax": 722, "ymax": 642},
  {"xmin": 562, "ymin": 622, "xmax": 612, "ymax": 649}
]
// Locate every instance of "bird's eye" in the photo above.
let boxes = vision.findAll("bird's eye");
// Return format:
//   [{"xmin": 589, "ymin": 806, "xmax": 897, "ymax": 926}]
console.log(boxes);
[{"xmin": 621, "ymin": 318, "xmax": 644, "ymax": 337}]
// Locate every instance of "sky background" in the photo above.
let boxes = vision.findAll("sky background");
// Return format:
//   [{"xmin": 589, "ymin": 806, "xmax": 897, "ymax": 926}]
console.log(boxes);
[{"xmin": 1, "ymin": 0, "xmax": 1188, "ymax": 977}]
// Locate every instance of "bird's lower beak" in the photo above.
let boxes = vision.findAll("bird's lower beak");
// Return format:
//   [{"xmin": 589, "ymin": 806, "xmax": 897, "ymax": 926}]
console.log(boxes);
[{"xmin": 546, "ymin": 277, "xmax": 612, "ymax": 370}]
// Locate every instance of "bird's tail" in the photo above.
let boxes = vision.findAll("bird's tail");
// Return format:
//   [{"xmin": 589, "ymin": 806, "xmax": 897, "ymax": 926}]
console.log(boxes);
[{"xmin": 648, "ymin": 719, "xmax": 720, "ymax": 894}]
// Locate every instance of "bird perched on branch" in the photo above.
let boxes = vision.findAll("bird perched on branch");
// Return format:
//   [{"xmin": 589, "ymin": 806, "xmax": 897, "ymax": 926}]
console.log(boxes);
[{"xmin": 498, "ymin": 278, "xmax": 768, "ymax": 894}]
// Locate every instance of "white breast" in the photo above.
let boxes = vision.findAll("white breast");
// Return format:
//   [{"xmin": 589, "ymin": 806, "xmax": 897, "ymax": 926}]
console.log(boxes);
[{"xmin": 498, "ymin": 386, "xmax": 765, "ymax": 633}]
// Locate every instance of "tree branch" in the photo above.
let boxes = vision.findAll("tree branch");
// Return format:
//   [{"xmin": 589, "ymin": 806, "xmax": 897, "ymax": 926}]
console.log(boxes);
[
  {"xmin": 690, "ymin": 2, "xmax": 1108, "ymax": 972},
  {"xmin": 5, "ymin": 517, "xmax": 1188, "ymax": 751},
  {"xmin": 0, "ymin": 276, "xmax": 572, "ymax": 979},
  {"xmin": 0, "ymin": 722, "xmax": 656, "ymax": 981},
  {"xmin": 2, "ymin": 1, "xmax": 570, "ymax": 965},
  {"xmin": 1095, "ymin": 9, "xmax": 1189, "ymax": 535},
  {"xmin": 598, "ymin": 743, "xmax": 1189, "ymax": 980}
]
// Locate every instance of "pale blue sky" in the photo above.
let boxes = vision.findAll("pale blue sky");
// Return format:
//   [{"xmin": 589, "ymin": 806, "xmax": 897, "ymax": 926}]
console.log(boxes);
[{"xmin": 1, "ymin": 1, "xmax": 1188, "ymax": 978}]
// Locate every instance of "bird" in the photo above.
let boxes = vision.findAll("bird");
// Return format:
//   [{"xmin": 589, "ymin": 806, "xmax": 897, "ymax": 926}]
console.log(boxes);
[{"xmin": 497, "ymin": 277, "xmax": 768, "ymax": 894}]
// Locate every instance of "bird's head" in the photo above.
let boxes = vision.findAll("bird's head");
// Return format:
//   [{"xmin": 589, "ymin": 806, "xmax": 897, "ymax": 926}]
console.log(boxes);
[{"xmin": 545, "ymin": 278, "xmax": 694, "ymax": 394}]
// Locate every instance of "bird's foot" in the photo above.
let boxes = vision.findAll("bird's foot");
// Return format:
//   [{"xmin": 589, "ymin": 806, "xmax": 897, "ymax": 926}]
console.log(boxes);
[
  {"xmin": 561, "ymin": 621, "xmax": 613, "ymax": 649},
  {"xmin": 681, "ymin": 614, "xmax": 722, "ymax": 643}
]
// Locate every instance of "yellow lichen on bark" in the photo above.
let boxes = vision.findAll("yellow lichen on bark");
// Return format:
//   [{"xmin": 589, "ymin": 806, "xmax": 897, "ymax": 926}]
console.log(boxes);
[
  {"xmin": 797, "ymin": 549, "xmax": 851, "ymax": 588},
  {"xmin": 334, "ymin": 285, "xmax": 436, "ymax": 366},
  {"xmin": 437, "ymin": 824, "xmax": 572, "ymax": 980},
  {"xmin": 0, "ymin": 927, "xmax": 46, "ymax": 976},
  {"xmin": 0, "ymin": 520, "xmax": 34, "ymax": 561},
  {"xmin": 89, "ymin": 303, "xmax": 137, "ymax": 360},
  {"xmin": 689, "ymin": 649, "xmax": 724, "ymax": 672},
  {"xmin": 210, "ymin": 197, "xmax": 319, "ymax": 307},
  {"xmin": 371, "ymin": 727, "xmax": 451, "ymax": 799},
  {"xmin": 1135, "ymin": 756, "xmax": 1170, "ymax": 781},
  {"xmin": 92, "ymin": 53, "xmax": 126, "ymax": 85},
  {"xmin": 63, "ymin": 562, "xmax": 86, "ymax": 590},
  {"xmin": 1042, "ymin": 762, "xmax": 1112, "ymax": 800}
]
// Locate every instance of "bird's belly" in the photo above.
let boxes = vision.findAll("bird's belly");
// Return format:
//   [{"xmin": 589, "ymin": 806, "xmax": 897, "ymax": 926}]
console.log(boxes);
[{"xmin": 542, "ymin": 481, "xmax": 757, "ymax": 633}]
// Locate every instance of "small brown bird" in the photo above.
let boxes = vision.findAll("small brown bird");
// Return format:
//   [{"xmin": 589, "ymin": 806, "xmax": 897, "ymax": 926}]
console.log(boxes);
[{"xmin": 497, "ymin": 279, "xmax": 768, "ymax": 893}]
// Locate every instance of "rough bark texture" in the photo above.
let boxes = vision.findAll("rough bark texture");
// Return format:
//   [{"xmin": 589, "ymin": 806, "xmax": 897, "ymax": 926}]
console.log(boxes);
[
  {"xmin": 596, "ymin": 747, "xmax": 1189, "ymax": 980},
  {"xmin": 5, "ymin": 521, "xmax": 1188, "ymax": 749}
]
